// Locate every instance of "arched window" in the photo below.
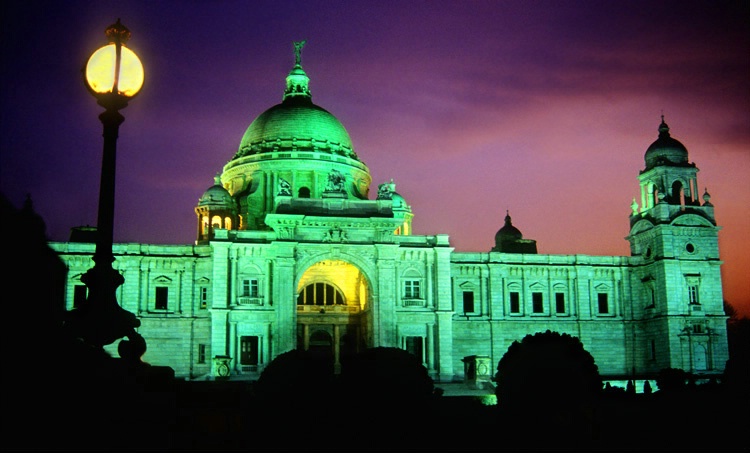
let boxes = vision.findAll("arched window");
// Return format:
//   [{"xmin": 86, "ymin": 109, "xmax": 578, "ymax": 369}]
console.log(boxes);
[
  {"xmin": 672, "ymin": 180, "xmax": 685, "ymax": 208},
  {"xmin": 297, "ymin": 282, "xmax": 345, "ymax": 305},
  {"xmin": 298, "ymin": 187, "xmax": 311, "ymax": 198}
]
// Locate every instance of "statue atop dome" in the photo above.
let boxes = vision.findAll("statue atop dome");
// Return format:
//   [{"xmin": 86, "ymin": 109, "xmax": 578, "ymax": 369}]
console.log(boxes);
[{"xmin": 293, "ymin": 40, "xmax": 306, "ymax": 67}]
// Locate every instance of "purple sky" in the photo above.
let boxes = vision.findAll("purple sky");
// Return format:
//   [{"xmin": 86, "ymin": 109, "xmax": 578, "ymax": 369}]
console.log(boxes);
[{"xmin": 2, "ymin": 1, "xmax": 748, "ymax": 317}]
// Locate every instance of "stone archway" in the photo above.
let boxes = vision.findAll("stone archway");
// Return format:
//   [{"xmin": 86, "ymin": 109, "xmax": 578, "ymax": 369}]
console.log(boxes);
[{"xmin": 296, "ymin": 259, "xmax": 371, "ymax": 371}]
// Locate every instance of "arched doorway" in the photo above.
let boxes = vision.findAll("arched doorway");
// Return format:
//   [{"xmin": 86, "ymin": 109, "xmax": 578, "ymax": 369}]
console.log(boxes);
[
  {"xmin": 309, "ymin": 330, "xmax": 333, "ymax": 360},
  {"xmin": 296, "ymin": 259, "xmax": 371, "ymax": 371}
]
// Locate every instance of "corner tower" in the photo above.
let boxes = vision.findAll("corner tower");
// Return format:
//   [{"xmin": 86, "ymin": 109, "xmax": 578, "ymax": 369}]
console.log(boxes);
[{"xmin": 627, "ymin": 117, "xmax": 727, "ymax": 377}]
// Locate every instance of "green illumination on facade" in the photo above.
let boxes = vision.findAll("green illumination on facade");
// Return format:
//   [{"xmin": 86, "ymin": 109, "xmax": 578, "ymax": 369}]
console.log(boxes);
[{"xmin": 51, "ymin": 43, "xmax": 729, "ymax": 389}]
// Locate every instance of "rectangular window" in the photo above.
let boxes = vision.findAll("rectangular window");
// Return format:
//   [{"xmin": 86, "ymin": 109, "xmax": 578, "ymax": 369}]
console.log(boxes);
[
  {"xmin": 509, "ymin": 291, "xmax": 520, "ymax": 313},
  {"xmin": 405, "ymin": 336, "xmax": 423, "ymax": 363},
  {"xmin": 197, "ymin": 344, "xmax": 206, "ymax": 364},
  {"xmin": 199, "ymin": 286, "xmax": 208, "ymax": 309},
  {"xmin": 242, "ymin": 279, "xmax": 259, "ymax": 297},
  {"xmin": 73, "ymin": 285, "xmax": 88, "ymax": 309},
  {"xmin": 532, "ymin": 292, "xmax": 544, "ymax": 313},
  {"xmin": 555, "ymin": 292, "xmax": 565, "ymax": 314},
  {"xmin": 462, "ymin": 291, "xmax": 475, "ymax": 314},
  {"xmin": 155, "ymin": 286, "xmax": 168, "ymax": 310},
  {"xmin": 240, "ymin": 336, "xmax": 259, "ymax": 366},
  {"xmin": 597, "ymin": 293, "xmax": 609, "ymax": 314},
  {"xmin": 688, "ymin": 285, "xmax": 699, "ymax": 304},
  {"xmin": 404, "ymin": 280, "xmax": 421, "ymax": 299},
  {"xmin": 650, "ymin": 339, "xmax": 656, "ymax": 360}
]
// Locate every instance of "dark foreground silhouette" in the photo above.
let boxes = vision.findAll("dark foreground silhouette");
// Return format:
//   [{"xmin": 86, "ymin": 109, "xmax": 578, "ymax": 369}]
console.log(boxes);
[{"xmin": 2, "ymin": 193, "xmax": 748, "ymax": 453}]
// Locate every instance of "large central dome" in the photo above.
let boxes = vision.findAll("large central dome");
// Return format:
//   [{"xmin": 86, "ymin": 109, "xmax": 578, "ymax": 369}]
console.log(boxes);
[
  {"xmin": 231, "ymin": 43, "xmax": 357, "ymax": 162},
  {"xmin": 219, "ymin": 41, "xmax": 373, "ymax": 231}
]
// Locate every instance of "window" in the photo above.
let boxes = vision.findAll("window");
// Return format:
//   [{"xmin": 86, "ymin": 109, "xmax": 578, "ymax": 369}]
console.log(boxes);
[
  {"xmin": 199, "ymin": 286, "xmax": 208, "ymax": 309},
  {"xmin": 462, "ymin": 291, "xmax": 475, "ymax": 314},
  {"xmin": 155, "ymin": 286, "xmax": 168, "ymax": 310},
  {"xmin": 240, "ymin": 336, "xmax": 259, "ymax": 366},
  {"xmin": 555, "ymin": 292, "xmax": 565, "ymax": 314},
  {"xmin": 404, "ymin": 280, "xmax": 421, "ymax": 299},
  {"xmin": 242, "ymin": 279, "xmax": 259, "ymax": 298},
  {"xmin": 649, "ymin": 339, "xmax": 656, "ymax": 360},
  {"xmin": 297, "ymin": 283, "xmax": 344, "ymax": 305},
  {"xmin": 509, "ymin": 292, "xmax": 520, "ymax": 313},
  {"xmin": 688, "ymin": 285, "xmax": 699, "ymax": 305},
  {"xmin": 685, "ymin": 275, "xmax": 701, "ymax": 305},
  {"xmin": 597, "ymin": 293, "xmax": 609, "ymax": 314},
  {"xmin": 197, "ymin": 344, "xmax": 206, "ymax": 364},
  {"xmin": 405, "ymin": 336, "xmax": 423, "ymax": 363},
  {"xmin": 73, "ymin": 285, "xmax": 87, "ymax": 309},
  {"xmin": 532, "ymin": 292, "xmax": 544, "ymax": 313}
]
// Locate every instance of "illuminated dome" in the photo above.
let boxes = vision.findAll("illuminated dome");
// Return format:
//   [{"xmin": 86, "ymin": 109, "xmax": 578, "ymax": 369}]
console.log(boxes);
[
  {"xmin": 231, "ymin": 45, "xmax": 357, "ymax": 162},
  {"xmin": 198, "ymin": 174, "xmax": 234, "ymax": 209},
  {"xmin": 644, "ymin": 116, "xmax": 689, "ymax": 170},
  {"xmin": 219, "ymin": 42, "xmax": 373, "ymax": 231}
]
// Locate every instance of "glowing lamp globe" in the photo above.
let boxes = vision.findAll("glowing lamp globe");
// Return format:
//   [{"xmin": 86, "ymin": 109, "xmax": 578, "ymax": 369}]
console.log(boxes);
[{"xmin": 84, "ymin": 19, "xmax": 144, "ymax": 105}]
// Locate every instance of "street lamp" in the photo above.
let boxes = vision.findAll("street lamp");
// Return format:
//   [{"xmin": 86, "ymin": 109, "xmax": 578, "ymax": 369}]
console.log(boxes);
[{"xmin": 65, "ymin": 19, "xmax": 145, "ymax": 358}]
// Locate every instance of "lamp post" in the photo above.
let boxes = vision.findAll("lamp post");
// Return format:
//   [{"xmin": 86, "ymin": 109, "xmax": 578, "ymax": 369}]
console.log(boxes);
[{"xmin": 66, "ymin": 19, "xmax": 145, "ymax": 358}]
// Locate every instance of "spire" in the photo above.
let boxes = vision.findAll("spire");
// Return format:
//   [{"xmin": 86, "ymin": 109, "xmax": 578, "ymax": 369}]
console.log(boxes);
[
  {"xmin": 283, "ymin": 40, "xmax": 311, "ymax": 102},
  {"xmin": 658, "ymin": 114, "xmax": 670, "ymax": 138}
]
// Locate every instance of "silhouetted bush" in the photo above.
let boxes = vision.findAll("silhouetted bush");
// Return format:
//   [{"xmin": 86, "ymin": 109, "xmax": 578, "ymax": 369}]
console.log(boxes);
[
  {"xmin": 495, "ymin": 330, "xmax": 602, "ymax": 409},
  {"xmin": 339, "ymin": 346, "xmax": 435, "ymax": 404},
  {"xmin": 494, "ymin": 330, "xmax": 602, "ymax": 448},
  {"xmin": 253, "ymin": 348, "xmax": 335, "ymax": 406},
  {"xmin": 655, "ymin": 367, "xmax": 688, "ymax": 393}
]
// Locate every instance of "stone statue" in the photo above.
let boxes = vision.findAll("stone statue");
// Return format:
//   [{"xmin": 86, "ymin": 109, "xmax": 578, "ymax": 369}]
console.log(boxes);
[
  {"xmin": 293, "ymin": 40, "xmax": 306, "ymax": 66},
  {"xmin": 277, "ymin": 177, "xmax": 292, "ymax": 196},
  {"xmin": 325, "ymin": 169, "xmax": 345, "ymax": 193},
  {"xmin": 377, "ymin": 179, "xmax": 395, "ymax": 200}
]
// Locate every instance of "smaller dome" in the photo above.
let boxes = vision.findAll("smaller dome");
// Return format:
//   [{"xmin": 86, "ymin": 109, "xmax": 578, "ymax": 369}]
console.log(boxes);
[
  {"xmin": 495, "ymin": 211, "xmax": 523, "ymax": 242},
  {"xmin": 644, "ymin": 116, "xmax": 688, "ymax": 170},
  {"xmin": 376, "ymin": 180, "xmax": 410, "ymax": 210},
  {"xmin": 198, "ymin": 174, "xmax": 234, "ymax": 208},
  {"xmin": 391, "ymin": 192, "xmax": 408, "ymax": 210}
]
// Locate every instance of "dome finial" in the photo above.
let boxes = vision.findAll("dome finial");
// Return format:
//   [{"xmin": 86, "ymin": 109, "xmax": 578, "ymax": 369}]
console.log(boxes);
[
  {"xmin": 293, "ymin": 40, "xmax": 306, "ymax": 67},
  {"xmin": 284, "ymin": 41, "xmax": 312, "ymax": 102},
  {"xmin": 658, "ymin": 114, "xmax": 670, "ymax": 138}
]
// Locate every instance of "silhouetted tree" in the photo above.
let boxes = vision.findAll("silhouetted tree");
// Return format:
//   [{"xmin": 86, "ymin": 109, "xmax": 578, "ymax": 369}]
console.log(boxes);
[
  {"xmin": 643, "ymin": 380, "xmax": 653, "ymax": 394},
  {"xmin": 494, "ymin": 330, "xmax": 602, "ymax": 448},
  {"xmin": 339, "ymin": 346, "xmax": 435, "ymax": 404},
  {"xmin": 253, "ymin": 348, "xmax": 335, "ymax": 406},
  {"xmin": 724, "ymin": 309, "xmax": 750, "ymax": 397},
  {"xmin": 655, "ymin": 367, "xmax": 688, "ymax": 393},
  {"xmin": 495, "ymin": 330, "xmax": 601, "ymax": 408}
]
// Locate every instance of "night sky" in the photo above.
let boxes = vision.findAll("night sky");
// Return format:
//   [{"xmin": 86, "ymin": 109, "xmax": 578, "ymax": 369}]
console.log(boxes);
[{"xmin": 1, "ymin": 1, "xmax": 748, "ymax": 317}]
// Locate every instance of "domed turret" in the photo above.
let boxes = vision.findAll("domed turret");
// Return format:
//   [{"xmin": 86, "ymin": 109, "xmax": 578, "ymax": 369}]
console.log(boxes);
[
  {"xmin": 644, "ymin": 116, "xmax": 689, "ymax": 170},
  {"xmin": 195, "ymin": 174, "xmax": 237, "ymax": 244},
  {"xmin": 491, "ymin": 211, "xmax": 537, "ymax": 254},
  {"xmin": 198, "ymin": 174, "xmax": 234, "ymax": 209},
  {"xmin": 376, "ymin": 179, "xmax": 413, "ymax": 235}
]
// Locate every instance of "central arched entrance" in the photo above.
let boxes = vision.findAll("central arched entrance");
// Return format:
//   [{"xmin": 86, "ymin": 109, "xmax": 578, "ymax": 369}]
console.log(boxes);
[{"xmin": 296, "ymin": 259, "xmax": 370, "ymax": 372}]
